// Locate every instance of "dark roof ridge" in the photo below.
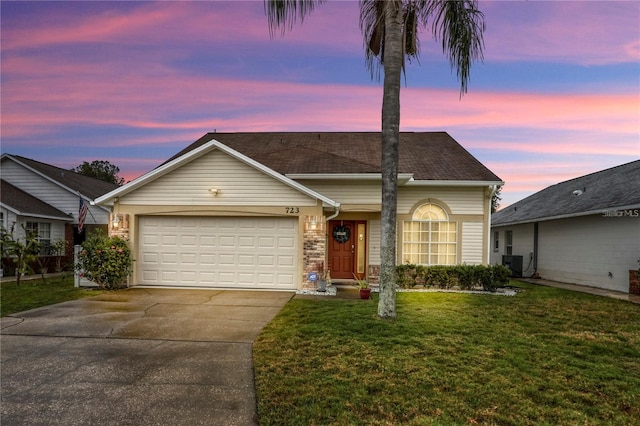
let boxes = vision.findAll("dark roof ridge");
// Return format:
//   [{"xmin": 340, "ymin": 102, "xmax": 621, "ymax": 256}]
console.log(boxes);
[{"xmin": 554, "ymin": 159, "xmax": 640, "ymax": 186}]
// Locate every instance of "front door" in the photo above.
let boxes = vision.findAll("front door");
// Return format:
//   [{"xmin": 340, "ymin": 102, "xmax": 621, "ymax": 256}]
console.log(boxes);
[{"xmin": 328, "ymin": 220, "xmax": 366, "ymax": 280}]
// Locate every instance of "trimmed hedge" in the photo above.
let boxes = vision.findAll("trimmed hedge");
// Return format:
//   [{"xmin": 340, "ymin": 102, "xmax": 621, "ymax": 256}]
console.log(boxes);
[{"xmin": 396, "ymin": 264, "xmax": 510, "ymax": 292}]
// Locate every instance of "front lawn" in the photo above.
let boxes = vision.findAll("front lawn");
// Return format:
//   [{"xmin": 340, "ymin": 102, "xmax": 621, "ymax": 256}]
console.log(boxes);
[
  {"xmin": 1, "ymin": 274, "xmax": 103, "ymax": 317},
  {"xmin": 254, "ymin": 282, "xmax": 640, "ymax": 425}
]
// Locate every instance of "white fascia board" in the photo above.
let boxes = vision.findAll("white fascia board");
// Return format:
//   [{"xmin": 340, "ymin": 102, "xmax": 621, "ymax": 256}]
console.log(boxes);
[
  {"xmin": 95, "ymin": 139, "xmax": 341, "ymax": 209},
  {"xmin": 406, "ymin": 180, "xmax": 505, "ymax": 187},
  {"xmin": 286, "ymin": 173, "xmax": 415, "ymax": 185},
  {"xmin": 0, "ymin": 202, "xmax": 73, "ymax": 222},
  {"xmin": 0, "ymin": 203, "xmax": 21, "ymax": 216},
  {"xmin": 94, "ymin": 141, "xmax": 216, "ymax": 206}
]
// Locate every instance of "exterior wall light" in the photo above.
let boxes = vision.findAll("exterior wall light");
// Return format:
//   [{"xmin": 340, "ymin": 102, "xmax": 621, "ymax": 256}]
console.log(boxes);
[
  {"xmin": 304, "ymin": 215, "xmax": 326, "ymax": 232},
  {"xmin": 209, "ymin": 188, "xmax": 220, "ymax": 196}
]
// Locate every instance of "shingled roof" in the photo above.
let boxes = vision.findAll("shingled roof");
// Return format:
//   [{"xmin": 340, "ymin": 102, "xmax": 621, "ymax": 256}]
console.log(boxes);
[
  {"xmin": 493, "ymin": 160, "xmax": 640, "ymax": 226},
  {"xmin": 4, "ymin": 155, "xmax": 119, "ymax": 200},
  {"xmin": 1, "ymin": 179, "xmax": 72, "ymax": 221},
  {"xmin": 164, "ymin": 132, "xmax": 502, "ymax": 182}
]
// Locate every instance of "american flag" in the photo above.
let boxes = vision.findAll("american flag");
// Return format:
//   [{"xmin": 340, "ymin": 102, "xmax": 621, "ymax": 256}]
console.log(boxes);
[{"xmin": 78, "ymin": 198, "xmax": 88, "ymax": 233}]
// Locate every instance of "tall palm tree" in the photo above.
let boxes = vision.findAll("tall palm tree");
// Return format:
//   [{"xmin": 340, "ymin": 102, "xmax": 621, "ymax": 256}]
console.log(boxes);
[{"xmin": 266, "ymin": 0, "xmax": 485, "ymax": 319}]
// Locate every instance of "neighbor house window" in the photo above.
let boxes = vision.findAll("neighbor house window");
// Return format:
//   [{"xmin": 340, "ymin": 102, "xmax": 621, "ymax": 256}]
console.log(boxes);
[
  {"xmin": 493, "ymin": 231, "xmax": 499, "ymax": 252},
  {"xmin": 26, "ymin": 222, "xmax": 51, "ymax": 255},
  {"xmin": 505, "ymin": 230, "xmax": 513, "ymax": 255},
  {"xmin": 403, "ymin": 203, "xmax": 457, "ymax": 265}
]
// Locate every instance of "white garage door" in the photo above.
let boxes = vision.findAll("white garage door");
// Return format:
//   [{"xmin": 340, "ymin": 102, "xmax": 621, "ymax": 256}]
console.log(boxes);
[{"xmin": 138, "ymin": 216, "xmax": 297, "ymax": 289}]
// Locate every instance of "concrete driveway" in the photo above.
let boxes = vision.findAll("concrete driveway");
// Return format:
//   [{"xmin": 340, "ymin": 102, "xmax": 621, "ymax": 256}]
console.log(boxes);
[{"xmin": 1, "ymin": 288, "xmax": 293, "ymax": 425}]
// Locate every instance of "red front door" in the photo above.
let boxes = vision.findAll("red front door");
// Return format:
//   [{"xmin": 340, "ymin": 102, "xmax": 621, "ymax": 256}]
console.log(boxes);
[{"xmin": 328, "ymin": 221, "xmax": 355, "ymax": 279}]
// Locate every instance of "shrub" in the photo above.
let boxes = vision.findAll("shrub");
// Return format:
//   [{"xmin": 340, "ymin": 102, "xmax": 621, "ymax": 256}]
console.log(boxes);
[
  {"xmin": 396, "ymin": 264, "xmax": 510, "ymax": 291},
  {"xmin": 75, "ymin": 230, "xmax": 133, "ymax": 290}
]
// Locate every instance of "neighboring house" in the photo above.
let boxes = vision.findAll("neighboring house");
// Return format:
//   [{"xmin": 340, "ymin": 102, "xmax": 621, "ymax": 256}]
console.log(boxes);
[
  {"xmin": 0, "ymin": 154, "xmax": 119, "ymax": 274},
  {"xmin": 95, "ymin": 132, "xmax": 503, "ymax": 290},
  {"xmin": 490, "ymin": 160, "xmax": 640, "ymax": 294}
]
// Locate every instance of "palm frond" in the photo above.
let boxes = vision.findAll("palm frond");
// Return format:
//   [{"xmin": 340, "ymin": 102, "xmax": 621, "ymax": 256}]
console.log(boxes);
[
  {"xmin": 265, "ymin": 0, "xmax": 325, "ymax": 37},
  {"xmin": 359, "ymin": 0, "xmax": 386, "ymax": 80},
  {"xmin": 427, "ymin": 0, "xmax": 485, "ymax": 96}
]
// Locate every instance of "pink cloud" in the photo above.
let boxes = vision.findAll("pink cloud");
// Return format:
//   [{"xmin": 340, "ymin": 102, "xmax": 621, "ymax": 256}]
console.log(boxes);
[
  {"xmin": 401, "ymin": 88, "xmax": 639, "ymax": 138},
  {"xmin": 481, "ymin": 1, "xmax": 640, "ymax": 65},
  {"xmin": 2, "ymin": 2, "xmax": 361, "ymax": 54}
]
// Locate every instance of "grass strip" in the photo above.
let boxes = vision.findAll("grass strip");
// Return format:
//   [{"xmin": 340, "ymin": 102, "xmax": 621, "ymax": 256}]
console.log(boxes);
[
  {"xmin": 1, "ymin": 274, "xmax": 103, "ymax": 317},
  {"xmin": 254, "ymin": 281, "xmax": 640, "ymax": 425}
]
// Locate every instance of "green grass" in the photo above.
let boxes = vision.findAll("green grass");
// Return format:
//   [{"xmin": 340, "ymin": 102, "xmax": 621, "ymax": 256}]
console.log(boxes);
[
  {"xmin": 1, "ymin": 274, "xmax": 104, "ymax": 317},
  {"xmin": 254, "ymin": 282, "xmax": 640, "ymax": 425}
]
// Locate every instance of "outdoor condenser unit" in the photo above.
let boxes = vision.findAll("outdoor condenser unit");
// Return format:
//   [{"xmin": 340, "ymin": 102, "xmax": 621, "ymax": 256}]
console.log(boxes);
[{"xmin": 502, "ymin": 255, "xmax": 523, "ymax": 278}]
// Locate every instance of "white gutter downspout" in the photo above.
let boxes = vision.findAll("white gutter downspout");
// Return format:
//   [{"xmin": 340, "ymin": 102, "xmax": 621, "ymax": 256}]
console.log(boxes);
[
  {"xmin": 487, "ymin": 185, "xmax": 500, "ymax": 264},
  {"xmin": 325, "ymin": 204, "xmax": 341, "ymax": 222}
]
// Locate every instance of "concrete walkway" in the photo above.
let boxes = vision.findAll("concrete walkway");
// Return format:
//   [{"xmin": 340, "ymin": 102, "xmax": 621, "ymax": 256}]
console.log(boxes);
[
  {"xmin": 519, "ymin": 278, "xmax": 640, "ymax": 304},
  {"xmin": 1, "ymin": 288, "xmax": 293, "ymax": 425}
]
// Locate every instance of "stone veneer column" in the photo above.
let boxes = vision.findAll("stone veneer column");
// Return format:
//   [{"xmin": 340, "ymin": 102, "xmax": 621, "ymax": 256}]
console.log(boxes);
[{"xmin": 302, "ymin": 216, "xmax": 327, "ymax": 289}]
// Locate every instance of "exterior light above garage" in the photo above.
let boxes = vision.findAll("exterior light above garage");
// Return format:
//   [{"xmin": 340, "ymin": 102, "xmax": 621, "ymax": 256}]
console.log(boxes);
[{"xmin": 209, "ymin": 188, "xmax": 220, "ymax": 196}]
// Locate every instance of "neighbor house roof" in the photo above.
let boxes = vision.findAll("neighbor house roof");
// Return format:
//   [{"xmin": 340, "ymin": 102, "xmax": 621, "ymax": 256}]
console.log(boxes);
[
  {"xmin": 1, "ymin": 154, "xmax": 119, "ymax": 200},
  {"xmin": 1, "ymin": 179, "xmax": 73, "ymax": 221},
  {"xmin": 492, "ymin": 160, "xmax": 640, "ymax": 226},
  {"xmin": 164, "ymin": 132, "xmax": 503, "ymax": 183}
]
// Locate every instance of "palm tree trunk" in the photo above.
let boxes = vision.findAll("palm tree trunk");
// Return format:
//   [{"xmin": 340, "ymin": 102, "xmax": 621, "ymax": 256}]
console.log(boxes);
[{"xmin": 378, "ymin": 0, "xmax": 403, "ymax": 319}]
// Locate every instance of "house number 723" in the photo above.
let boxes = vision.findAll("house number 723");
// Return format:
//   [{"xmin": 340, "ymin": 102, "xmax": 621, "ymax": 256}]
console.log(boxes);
[{"xmin": 285, "ymin": 207, "xmax": 300, "ymax": 214}]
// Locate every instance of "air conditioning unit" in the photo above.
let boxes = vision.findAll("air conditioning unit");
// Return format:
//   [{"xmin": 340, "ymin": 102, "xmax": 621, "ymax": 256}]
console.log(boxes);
[{"xmin": 502, "ymin": 255, "xmax": 523, "ymax": 278}]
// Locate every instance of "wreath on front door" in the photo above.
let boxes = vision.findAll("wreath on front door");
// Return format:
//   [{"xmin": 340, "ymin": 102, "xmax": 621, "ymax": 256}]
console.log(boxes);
[{"xmin": 332, "ymin": 225, "xmax": 351, "ymax": 243}]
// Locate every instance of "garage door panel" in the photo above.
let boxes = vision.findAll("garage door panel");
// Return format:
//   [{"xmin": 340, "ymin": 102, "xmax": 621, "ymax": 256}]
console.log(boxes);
[
  {"xmin": 139, "ymin": 217, "xmax": 297, "ymax": 289},
  {"xmin": 278, "ymin": 236, "xmax": 295, "ymax": 248},
  {"xmin": 278, "ymin": 255, "xmax": 294, "ymax": 267},
  {"xmin": 199, "ymin": 254, "xmax": 215, "ymax": 265},
  {"xmin": 219, "ymin": 236, "xmax": 235, "ymax": 248},
  {"xmin": 238, "ymin": 236, "xmax": 256, "ymax": 248},
  {"xmin": 142, "ymin": 253, "xmax": 159, "ymax": 263}
]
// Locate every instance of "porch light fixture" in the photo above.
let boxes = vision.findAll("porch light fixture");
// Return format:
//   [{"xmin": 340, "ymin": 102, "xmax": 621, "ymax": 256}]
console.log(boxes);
[
  {"xmin": 209, "ymin": 188, "xmax": 220, "ymax": 196},
  {"xmin": 112, "ymin": 214, "xmax": 120, "ymax": 228},
  {"xmin": 304, "ymin": 215, "xmax": 326, "ymax": 232}
]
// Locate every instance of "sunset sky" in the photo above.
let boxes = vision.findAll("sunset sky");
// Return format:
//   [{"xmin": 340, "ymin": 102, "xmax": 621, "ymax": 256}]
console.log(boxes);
[{"xmin": 1, "ymin": 1, "xmax": 638, "ymax": 208}]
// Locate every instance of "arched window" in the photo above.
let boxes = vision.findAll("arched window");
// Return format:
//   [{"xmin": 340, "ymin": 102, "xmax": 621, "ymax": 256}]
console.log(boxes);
[{"xmin": 403, "ymin": 203, "xmax": 457, "ymax": 265}]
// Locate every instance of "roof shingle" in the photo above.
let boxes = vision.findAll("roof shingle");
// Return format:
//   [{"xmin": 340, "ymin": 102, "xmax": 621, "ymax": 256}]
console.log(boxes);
[
  {"xmin": 164, "ymin": 132, "xmax": 502, "ymax": 182},
  {"xmin": 493, "ymin": 160, "xmax": 640, "ymax": 225},
  {"xmin": 8, "ymin": 155, "xmax": 119, "ymax": 199}
]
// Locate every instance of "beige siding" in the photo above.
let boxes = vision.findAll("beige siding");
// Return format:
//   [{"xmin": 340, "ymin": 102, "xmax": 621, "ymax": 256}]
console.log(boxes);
[
  {"xmin": 398, "ymin": 186, "xmax": 485, "ymax": 215},
  {"xmin": 368, "ymin": 219, "xmax": 381, "ymax": 265},
  {"xmin": 297, "ymin": 181, "xmax": 381, "ymax": 205},
  {"xmin": 461, "ymin": 222, "xmax": 484, "ymax": 264},
  {"xmin": 120, "ymin": 150, "xmax": 317, "ymax": 206}
]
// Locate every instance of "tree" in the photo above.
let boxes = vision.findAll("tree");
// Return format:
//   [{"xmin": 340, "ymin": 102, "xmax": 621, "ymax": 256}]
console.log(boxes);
[
  {"xmin": 266, "ymin": 0, "xmax": 485, "ymax": 319},
  {"xmin": 72, "ymin": 160, "xmax": 125, "ymax": 186},
  {"xmin": 1, "ymin": 224, "xmax": 40, "ymax": 286},
  {"xmin": 492, "ymin": 186, "xmax": 502, "ymax": 213}
]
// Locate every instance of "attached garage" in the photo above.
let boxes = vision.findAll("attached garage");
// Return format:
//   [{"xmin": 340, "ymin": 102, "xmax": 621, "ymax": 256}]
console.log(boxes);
[{"xmin": 138, "ymin": 216, "xmax": 298, "ymax": 289}]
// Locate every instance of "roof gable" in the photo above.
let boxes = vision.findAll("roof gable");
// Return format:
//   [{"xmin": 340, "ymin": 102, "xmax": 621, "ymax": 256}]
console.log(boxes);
[
  {"xmin": 1, "ymin": 179, "xmax": 72, "ymax": 221},
  {"xmin": 95, "ymin": 140, "xmax": 340, "ymax": 207},
  {"xmin": 493, "ymin": 160, "xmax": 640, "ymax": 225}
]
